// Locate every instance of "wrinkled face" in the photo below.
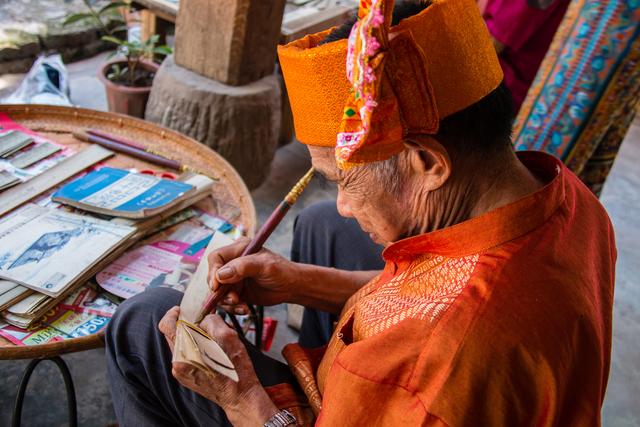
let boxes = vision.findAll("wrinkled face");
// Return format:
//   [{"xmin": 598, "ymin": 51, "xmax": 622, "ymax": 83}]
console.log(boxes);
[{"xmin": 308, "ymin": 146, "xmax": 409, "ymax": 246}]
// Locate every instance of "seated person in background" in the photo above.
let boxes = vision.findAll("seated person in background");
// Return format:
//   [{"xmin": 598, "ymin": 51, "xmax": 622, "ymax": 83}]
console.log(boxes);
[
  {"xmin": 106, "ymin": 0, "xmax": 616, "ymax": 425},
  {"xmin": 482, "ymin": 0, "xmax": 571, "ymax": 112}
]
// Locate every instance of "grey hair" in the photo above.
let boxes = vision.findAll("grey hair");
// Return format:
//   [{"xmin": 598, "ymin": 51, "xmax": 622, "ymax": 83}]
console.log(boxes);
[{"xmin": 359, "ymin": 153, "xmax": 404, "ymax": 194}]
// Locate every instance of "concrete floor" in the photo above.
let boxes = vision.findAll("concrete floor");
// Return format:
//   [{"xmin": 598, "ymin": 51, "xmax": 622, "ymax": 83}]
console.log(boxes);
[{"xmin": 0, "ymin": 53, "xmax": 638, "ymax": 426}]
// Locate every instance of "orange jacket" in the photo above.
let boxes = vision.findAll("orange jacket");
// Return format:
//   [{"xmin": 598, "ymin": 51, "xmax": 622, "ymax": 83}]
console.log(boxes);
[{"xmin": 315, "ymin": 152, "xmax": 615, "ymax": 426}]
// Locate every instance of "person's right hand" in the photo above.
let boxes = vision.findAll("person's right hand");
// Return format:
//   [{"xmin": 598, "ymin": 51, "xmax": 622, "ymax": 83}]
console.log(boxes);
[{"xmin": 206, "ymin": 237, "xmax": 299, "ymax": 314}]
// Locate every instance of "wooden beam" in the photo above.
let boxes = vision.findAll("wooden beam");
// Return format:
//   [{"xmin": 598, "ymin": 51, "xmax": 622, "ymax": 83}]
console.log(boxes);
[
  {"xmin": 174, "ymin": 0, "xmax": 286, "ymax": 86},
  {"xmin": 131, "ymin": 0, "xmax": 178, "ymax": 21}
]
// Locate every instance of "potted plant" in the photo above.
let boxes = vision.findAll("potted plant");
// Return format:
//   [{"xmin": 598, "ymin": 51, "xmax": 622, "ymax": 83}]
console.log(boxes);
[{"xmin": 64, "ymin": 1, "xmax": 172, "ymax": 118}]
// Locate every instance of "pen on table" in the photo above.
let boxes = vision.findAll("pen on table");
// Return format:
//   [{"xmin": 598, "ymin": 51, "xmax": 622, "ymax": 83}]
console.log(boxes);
[
  {"xmin": 197, "ymin": 167, "xmax": 315, "ymax": 323},
  {"xmin": 72, "ymin": 130, "xmax": 182, "ymax": 171},
  {"xmin": 87, "ymin": 128, "xmax": 148, "ymax": 151}
]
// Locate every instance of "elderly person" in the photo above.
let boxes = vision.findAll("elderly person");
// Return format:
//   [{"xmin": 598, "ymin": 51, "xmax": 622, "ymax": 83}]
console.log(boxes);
[{"xmin": 105, "ymin": 0, "xmax": 616, "ymax": 425}]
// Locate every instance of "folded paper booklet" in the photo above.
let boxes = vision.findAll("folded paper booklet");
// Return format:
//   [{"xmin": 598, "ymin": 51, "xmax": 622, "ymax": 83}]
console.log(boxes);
[
  {"xmin": 173, "ymin": 231, "xmax": 239, "ymax": 382},
  {"xmin": 10, "ymin": 142, "xmax": 61, "ymax": 169},
  {"xmin": 0, "ymin": 130, "xmax": 33, "ymax": 158},
  {"xmin": 53, "ymin": 167, "xmax": 196, "ymax": 219},
  {"xmin": 0, "ymin": 170, "xmax": 20, "ymax": 191}
]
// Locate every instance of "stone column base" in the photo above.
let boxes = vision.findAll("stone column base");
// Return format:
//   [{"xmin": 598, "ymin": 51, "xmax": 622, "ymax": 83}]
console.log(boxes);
[{"xmin": 145, "ymin": 55, "xmax": 281, "ymax": 190}]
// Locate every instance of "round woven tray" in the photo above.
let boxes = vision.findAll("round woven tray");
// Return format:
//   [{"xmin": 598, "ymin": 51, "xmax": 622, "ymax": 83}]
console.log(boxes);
[{"xmin": 0, "ymin": 104, "xmax": 257, "ymax": 360}]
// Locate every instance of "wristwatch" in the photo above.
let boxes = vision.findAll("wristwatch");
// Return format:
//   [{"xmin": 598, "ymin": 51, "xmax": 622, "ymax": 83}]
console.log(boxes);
[{"xmin": 264, "ymin": 409, "xmax": 297, "ymax": 427}]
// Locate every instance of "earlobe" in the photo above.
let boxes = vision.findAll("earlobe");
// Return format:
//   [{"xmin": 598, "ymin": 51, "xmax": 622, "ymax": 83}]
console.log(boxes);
[{"xmin": 403, "ymin": 137, "xmax": 452, "ymax": 191}]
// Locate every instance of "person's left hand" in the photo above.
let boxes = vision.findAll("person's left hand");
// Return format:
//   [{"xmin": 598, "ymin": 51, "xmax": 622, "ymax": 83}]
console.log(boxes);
[{"xmin": 158, "ymin": 307, "xmax": 278, "ymax": 425}]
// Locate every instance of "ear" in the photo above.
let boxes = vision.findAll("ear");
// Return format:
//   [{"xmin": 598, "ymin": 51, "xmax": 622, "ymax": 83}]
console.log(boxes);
[{"xmin": 403, "ymin": 135, "xmax": 452, "ymax": 191}]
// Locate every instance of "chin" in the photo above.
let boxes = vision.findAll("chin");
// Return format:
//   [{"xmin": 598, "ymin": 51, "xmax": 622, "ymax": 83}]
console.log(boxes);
[{"xmin": 368, "ymin": 232, "xmax": 390, "ymax": 246}]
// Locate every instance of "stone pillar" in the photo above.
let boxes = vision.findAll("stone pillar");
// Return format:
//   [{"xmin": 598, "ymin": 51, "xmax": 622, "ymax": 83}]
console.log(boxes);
[
  {"xmin": 146, "ymin": 56, "xmax": 280, "ymax": 190},
  {"xmin": 146, "ymin": 0, "xmax": 286, "ymax": 189}
]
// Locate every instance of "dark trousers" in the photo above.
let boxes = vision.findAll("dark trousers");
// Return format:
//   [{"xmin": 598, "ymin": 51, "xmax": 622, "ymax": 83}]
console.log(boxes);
[
  {"xmin": 106, "ymin": 201, "xmax": 382, "ymax": 426},
  {"xmin": 292, "ymin": 201, "xmax": 384, "ymax": 347}
]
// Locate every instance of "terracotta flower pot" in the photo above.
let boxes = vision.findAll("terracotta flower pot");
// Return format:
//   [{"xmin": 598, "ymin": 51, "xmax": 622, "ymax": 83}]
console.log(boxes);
[{"xmin": 98, "ymin": 59, "xmax": 159, "ymax": 118}]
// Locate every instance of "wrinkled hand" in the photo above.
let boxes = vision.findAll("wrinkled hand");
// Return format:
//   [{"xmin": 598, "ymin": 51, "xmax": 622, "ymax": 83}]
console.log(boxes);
[
  {"xmin": 206, "ymin": 237, "xmax": 298, "ymax": 314},
  {"xmin": 158, "ymin": 307, "xmax": 277, "ymax": 423}
]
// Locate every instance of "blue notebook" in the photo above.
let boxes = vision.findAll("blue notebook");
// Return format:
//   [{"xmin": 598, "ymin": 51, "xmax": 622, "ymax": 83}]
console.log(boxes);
[{"xmin": 53, "ymin": 167, "xmax": 195, "ymax": 218}]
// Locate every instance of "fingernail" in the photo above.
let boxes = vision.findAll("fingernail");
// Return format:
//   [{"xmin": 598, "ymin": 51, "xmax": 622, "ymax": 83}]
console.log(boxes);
[{"xmin": 217, "ymin": 266, "xmax": 234, "ymax": 280}]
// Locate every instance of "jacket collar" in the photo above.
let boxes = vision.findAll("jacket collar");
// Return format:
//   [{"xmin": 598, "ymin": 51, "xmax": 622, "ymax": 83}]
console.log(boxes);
[{"xmin": 382, "ymin": 151, "xmax": 566, "ymax": 262}]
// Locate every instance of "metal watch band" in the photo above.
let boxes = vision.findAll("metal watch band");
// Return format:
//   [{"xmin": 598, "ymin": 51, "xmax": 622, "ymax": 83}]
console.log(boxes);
[{"xmin": 264, "ymin": 409, "xmax": 296, "ymax": 427}]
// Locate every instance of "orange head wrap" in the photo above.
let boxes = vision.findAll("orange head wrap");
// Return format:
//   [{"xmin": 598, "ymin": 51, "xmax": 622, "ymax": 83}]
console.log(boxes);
[{"xmin": 278, "ymin": 0, "xmax": 504, "ymax": 169}]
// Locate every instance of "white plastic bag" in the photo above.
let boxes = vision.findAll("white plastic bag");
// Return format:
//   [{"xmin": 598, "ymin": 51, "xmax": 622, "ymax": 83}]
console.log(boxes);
[{"xmin": 2, "ymin": 54, "xmax": 72, "ymax": 106}]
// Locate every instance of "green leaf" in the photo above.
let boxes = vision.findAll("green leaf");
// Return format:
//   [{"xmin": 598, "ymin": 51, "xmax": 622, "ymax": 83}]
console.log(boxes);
[
  {"xmin": 153, "ymin": 45, "xmax": 173, "ymax": 55},
  {"xmin": 145, "ymin": 34, "xmax": 160, "ymax": 47},
  {"xmin": 153, "ymin": 45, "xmax": 172, "ymax": 55},
  {"xmin": 62, "ymin": 12, "xmax": 95, "ymax": 26},
  {"xmin": 102, "ymin": 35, "xmax": 125, "ymax": 45},
  {"xmin": 98, "ymin": 1, "xmax": 129, "ymax": 16}
]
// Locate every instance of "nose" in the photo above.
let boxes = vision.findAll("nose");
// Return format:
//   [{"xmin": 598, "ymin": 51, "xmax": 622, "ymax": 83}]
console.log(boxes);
[{"xmin": 336, "ymin": 189, "xmax": 353, "ymax": 218}]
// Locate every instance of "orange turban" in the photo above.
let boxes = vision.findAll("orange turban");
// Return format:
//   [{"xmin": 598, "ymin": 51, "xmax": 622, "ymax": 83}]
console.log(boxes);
[{"xmin": 278, "ymin": 0, "xmax": 504, "ymax": 169}]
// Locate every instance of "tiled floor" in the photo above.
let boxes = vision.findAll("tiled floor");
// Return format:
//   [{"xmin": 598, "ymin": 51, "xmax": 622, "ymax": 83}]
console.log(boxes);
[{"xmin": 0, "ymin": 54, "xmax": 638, "ymax": 426}]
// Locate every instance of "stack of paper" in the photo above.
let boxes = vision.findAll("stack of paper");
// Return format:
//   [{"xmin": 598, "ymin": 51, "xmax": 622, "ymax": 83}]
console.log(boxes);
[
  {"xmin": 0, "ymin": 285, "xmax": 118, "ymax": 345},
  {"xmin": 0, "ymin": 172, "xmax": 215, "ymax": 328},
  {"xmin": 0, "ymin": 280, "xmax": 32, "ymax": 312},
  {"xmin": 0, "ymin": 205, "xmax": 134, "ymax": 327},
  {"xmin": 0, "ymin": 204, "xmax": 136, "ymax": 297}
]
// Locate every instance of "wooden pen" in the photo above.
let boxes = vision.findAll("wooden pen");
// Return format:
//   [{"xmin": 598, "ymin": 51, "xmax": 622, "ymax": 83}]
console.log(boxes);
[
  {"xmin": 73, "ymin": 130, "xmax": 182, "ymax": 171},
  {"xmin": 197, "ymin": 167, "xmax": 315, "ymax": 322}
]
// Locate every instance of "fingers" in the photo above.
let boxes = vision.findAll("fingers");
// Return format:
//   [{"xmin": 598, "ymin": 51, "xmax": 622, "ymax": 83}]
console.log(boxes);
[
  {"xmin": 207, "ymin": 237, "xmax": 251, "ymax": 287},
  {"xmin": 158, "ymin": 306, "xmax": 180, "ymax": 351},
  {"xmin": 200, "ymin": 313, "xmax": 236, "ymax": 341},
  {"xmin": 219, "ymin": 302, "xmax": 249, "ymax": 316},
  {"xmin": 221, "ymin": 291, "xmax": 240, "ymax": 306},
  {"xmin": 199, "ymin": 314, "xmax": 245, "ymax": 357},
  {"xmin": 172, "ymin": 362, "xmax": 197, "ymax": 380},
  {"xmin": 172, "ymin": 362, "xmax": 211, "ymax": 394},
  {"xmin": 214, "ymin": 254, "xmax": 265, "ymax": 285}
]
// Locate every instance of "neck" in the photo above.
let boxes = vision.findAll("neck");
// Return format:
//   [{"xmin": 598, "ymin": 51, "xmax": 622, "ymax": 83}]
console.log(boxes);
[{"xmin": 407, "ymin": 150, "xmax": 544, "ymax": 235}]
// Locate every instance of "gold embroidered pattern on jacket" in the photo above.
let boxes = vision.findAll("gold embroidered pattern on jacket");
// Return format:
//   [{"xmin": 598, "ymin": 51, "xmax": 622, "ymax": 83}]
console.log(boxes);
[{"xmin": 352, "ymin": 253, "xmax": 479, "ymax": 340}]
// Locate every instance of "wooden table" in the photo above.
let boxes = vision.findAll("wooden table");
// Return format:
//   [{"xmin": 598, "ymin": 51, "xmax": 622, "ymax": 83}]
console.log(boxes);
[
  {"xmin": 131, "ymin": 0, "xmax": 178, "ymax": 43},
  {"xmin": 0, "ymin": 104, "xmax": 256, "ymax": 426},
  {"xmin": 130, "ymin": 0, "xmax": 356, "ymax": 45}
]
